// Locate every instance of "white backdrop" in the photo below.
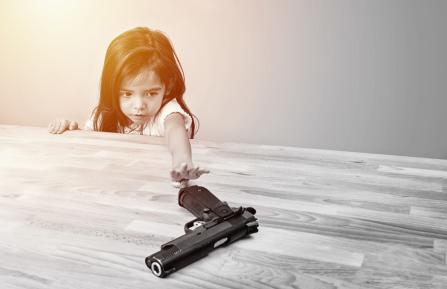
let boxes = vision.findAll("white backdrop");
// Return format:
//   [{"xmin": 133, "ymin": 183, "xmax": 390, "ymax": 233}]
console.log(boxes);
[{"xmin": 0, "ymin": 0, "xmax": 446, "ymax": 159}]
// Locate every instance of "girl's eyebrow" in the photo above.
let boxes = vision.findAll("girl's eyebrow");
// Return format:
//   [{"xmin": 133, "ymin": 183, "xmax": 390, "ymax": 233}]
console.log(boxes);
[{"xmin": 120, "ymin": 87, "xmax": 162, "ymax": 92}]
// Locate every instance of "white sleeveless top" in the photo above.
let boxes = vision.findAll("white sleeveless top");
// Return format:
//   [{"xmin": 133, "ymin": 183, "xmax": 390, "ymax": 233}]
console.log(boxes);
[{"xmin": 84, "ymin": 99, "xmax": 192, "ymax": 136}]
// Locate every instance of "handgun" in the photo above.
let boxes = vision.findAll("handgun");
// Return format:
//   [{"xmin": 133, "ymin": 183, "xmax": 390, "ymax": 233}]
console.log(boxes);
[{"xmin": 145, "ymin": 185, "xmax": 259, "ymax": 278}]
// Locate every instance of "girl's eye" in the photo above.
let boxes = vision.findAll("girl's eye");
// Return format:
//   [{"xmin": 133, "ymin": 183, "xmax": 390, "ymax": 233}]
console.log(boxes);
[
  {"xmin": 145, "ymin": 91, "xmax": 158, "ymax": 97},
  {"xmin": 121, "ymin": 92, "xmax": 132, "ymax": 98}
]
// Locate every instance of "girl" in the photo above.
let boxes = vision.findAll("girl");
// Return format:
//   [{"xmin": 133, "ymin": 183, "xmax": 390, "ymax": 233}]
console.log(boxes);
[{"xmin": 48, "ymin": 27, "xmax": 209, "ymax": 186}]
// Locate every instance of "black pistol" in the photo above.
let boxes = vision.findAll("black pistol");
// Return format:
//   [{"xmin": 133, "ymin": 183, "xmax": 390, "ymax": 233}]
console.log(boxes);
[{"xmin": 145, "ymin": 185, "xmax": 259, "ymax": 278}]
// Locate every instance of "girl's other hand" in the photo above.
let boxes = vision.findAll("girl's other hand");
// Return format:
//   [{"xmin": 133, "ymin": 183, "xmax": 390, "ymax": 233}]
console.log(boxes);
[
  {"xmin": 170, "ymin": 162, "xmax": 210, "ymax": 186},
  {"xmin": 48, "ymin": 119, "xmax": 79, "ymax": 134}
]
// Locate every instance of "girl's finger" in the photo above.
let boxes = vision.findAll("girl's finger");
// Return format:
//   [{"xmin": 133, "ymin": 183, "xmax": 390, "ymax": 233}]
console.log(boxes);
[
  {"xmin": 170, "ymin": 170, "xmax": 180, "ymax": 181},
  {"xmin": 197, "ymin": 167, "xmax": 210, "ymax": 175},
  {"xmin": 63, "ymin": 120, "xmax": 70, "ymax": 132},
  {"xmin": 51, "ymin": 120, "xmax": 58, "ymax": 133},
  {"xmin": 198, "ymin": 170, "xmax": 209, "ymax": 176},
  {"xmin": 54, "ymin": 120, "xmax": 62, "ymax": 134},
  {"xmin": 188, "ymin": 168, "xmax": 199, "ymax": 179},
  {"xmin": 186, "ymin": 166, "xmax": 208, "ymax": 179},
  {"xmin": 69, "ymin": 121, "xmax": 78, "ymax": 130},
  {"xmin": 48, "ymin": 120, "xmax": 55, "ymax": 133},
  {"xmin": 56, "ymin": 120, "xmax": 67, "ymax": 134}
]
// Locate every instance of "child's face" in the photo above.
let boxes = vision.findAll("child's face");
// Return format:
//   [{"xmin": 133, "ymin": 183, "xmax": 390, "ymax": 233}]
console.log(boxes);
[{"xmin": 119, "ymin": 68, "xmax": 166, "ymax": 125}]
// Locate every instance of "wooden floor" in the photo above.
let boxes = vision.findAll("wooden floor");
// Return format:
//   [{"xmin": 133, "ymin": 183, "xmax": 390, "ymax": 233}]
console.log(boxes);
[{"xmin": 1, "ymin": 124, "xmax": 447, "ymax": 289}]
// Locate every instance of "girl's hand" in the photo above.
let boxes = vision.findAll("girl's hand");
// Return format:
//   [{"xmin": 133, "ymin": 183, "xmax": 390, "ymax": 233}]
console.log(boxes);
[
  {"xmin": 170, "ymin": 162, "xmax": 210, "ymax": 187},
  {"xmin": 48, "ymin": 119, "xmax": 78, "ymax": 134}
]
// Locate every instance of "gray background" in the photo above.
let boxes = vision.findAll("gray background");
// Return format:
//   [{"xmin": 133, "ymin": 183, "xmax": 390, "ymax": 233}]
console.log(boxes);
[{"xmin": 0, "ymin": 0, "xmax": 446, "ymax": 159}]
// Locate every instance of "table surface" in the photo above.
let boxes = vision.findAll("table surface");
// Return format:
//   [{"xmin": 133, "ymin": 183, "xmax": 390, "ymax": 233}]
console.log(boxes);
[{"xmin": 1, "ymin": 124, "xmax": 447, "ymax": 289}]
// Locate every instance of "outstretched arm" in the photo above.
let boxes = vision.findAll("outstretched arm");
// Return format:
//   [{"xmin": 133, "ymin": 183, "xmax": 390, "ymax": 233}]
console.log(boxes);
[{"xmin": 164, "ymin": 113, "xmax": 209, "ymax": 183}]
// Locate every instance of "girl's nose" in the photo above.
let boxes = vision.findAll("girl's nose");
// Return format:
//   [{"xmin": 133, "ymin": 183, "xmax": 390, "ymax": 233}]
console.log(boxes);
[{"xmin": 133, "ymin": 96, "xmax": 146, "ymax": 110}]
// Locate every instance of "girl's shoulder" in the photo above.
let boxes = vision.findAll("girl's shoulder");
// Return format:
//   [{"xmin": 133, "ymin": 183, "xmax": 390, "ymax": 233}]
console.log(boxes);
[{"xmin": 150, "ymin": 99, "xmax": 192, "ymax": 135}]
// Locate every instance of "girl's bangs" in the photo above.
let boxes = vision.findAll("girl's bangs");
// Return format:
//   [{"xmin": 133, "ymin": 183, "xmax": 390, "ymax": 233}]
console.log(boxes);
[{"xmin": 118, "ymin": 52, "xmax": 167, "ymax": 88}]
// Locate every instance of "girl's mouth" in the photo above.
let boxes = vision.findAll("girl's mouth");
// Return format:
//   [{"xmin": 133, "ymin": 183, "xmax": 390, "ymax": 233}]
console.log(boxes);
[{"xmin": 132, "ymin": 115, "xmax": 148, "ymax": 120}]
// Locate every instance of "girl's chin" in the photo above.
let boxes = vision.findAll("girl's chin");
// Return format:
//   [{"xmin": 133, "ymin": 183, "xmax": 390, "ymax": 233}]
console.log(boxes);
[
  {"xmin": 132, "ymin": 119, "xmax": 146, "ymax": 124},
  {"xmin": 130, "ymin": 116, "xmax": 150, "ymax": 123},
  {"xmin": 127, "ymin": 119, "xmax": 147, "ymax": 129}
]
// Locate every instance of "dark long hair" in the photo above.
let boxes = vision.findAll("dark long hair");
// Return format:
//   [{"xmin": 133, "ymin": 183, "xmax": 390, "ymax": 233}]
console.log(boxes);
[{"xmin": 91, "ymin": 27, "xmax": 198, "ymax": 138}]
